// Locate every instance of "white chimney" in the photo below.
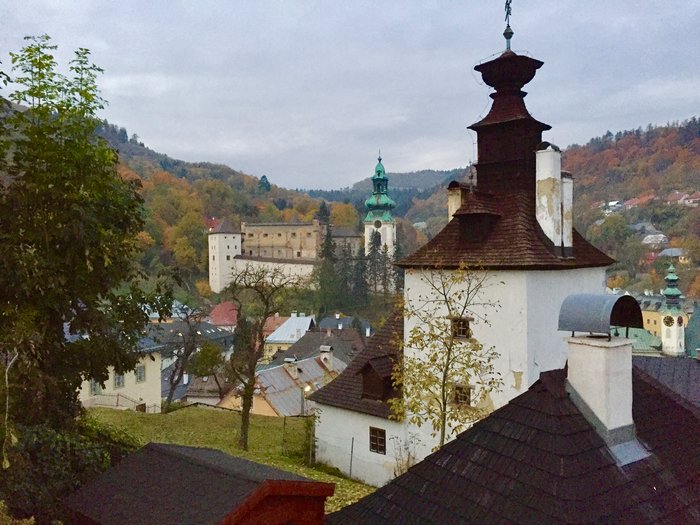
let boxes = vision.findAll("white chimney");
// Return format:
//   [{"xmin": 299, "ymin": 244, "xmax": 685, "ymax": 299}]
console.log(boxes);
[
  {"xmin": 284, "ymin": 357, "xmax": 298, "ymax": 380},
  {"xmin": 447, "ymin": 181, "xmax": 464, "ymax": 220},
  {"xmin": 566, "ymin": 336, "xmax": 635, "ymax": 446},
  {"xmin": 365, "ymin": 327, "xmax": 371, "ymax": 337},
  {"xmin": 338, "ymin": 322, "xmax": 343, "ymax": 330},
  {"xmin": 536, "ymin": 144, "xmax": 563, "ymax": 253},
  {"xmin": 335, "ymin": 312, "xmax": 340, "ymax": 319},
  {"xmin": 291, "ymin": 311, "xmax": 297, "ymax": 317},
  {"xmin": 561, "ymin": 171, "xmax": 573, "ymax": 254},
  {"xmin": 319, "ymin": 344, "xmax": 333, "ymax": 369}
]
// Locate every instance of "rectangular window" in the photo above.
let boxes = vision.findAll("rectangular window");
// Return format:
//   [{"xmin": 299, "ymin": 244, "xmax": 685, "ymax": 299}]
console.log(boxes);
[
  {"xmin": 135, "ymin": 364, "xmax": 146, "ymax": 383},
  {"xmin": 307, "ymin": 233, "xmax": 312, "ymax": 237},
  {"xmin": 248, "ymin": 233, "xmax": 253, "ymax": 237},
  {"xmin": 369, "ymin": 427, "xmax": 386, "ymax": 455},
  {"xmin": 451, "ymin": 317, "xmax": 473, "ymax": 339},
  {"xmin": 297, "ymin": 251, "xmax": 301, "ymax": 257},
  {"xmin": 278, "ymin": 233, "xmax": 282, "ymax": 237},
  {"xmin": 89, "ymin": 379, "xmax": 102, "ymax": 396},
  {"xmin": 212, "ymin": 255, "xmax": 215, "ymax": 261},
  {"xmin": 263, "ymin": 233, "xmax": 268, "ymax": 237},
  {"xmin": 226, "ymin": 255, "xmax": 231, "ymax": 261},
  {"xmin": 291, "ymin": 233, "xmax": 297, "ymax": 237},
  {"xmin": 114, "ymin": 374, "xmax": 125, "ymax": 389},
  {"xmin": 454, "ymin": 384, "xmax": 472, "ymax": 406}
]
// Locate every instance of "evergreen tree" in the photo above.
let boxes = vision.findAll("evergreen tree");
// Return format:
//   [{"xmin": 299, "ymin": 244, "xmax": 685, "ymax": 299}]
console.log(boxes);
[
  {"xmin": 336, "ymin": 243, "xmax": 353, "ymax": 300},
  {"xmin": 367, "ymin": 230, "xmax": 382, "ymax": 293},
  {"xmin": 320, "ymin": 223, "xmax": 336, "ymax": 262},
  {"xmin": 317, "ymin": 200, "xmax": 331, "ymax": 224},
  {"xmin": 352, "ymin": 244, "xmax": 369, "ymax": 307},
  {"xmin": 258, "ymin": 175, "xmax": 271, "ymax": 192},
  {"xmin": 380, "ymin": 244, "xmax": 391, "ymax": 296}
]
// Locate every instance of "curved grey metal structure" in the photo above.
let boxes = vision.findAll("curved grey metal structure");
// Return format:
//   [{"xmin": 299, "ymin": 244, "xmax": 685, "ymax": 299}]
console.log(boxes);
[{"xmin": 558, "ymin": 294, "xmax": 643, "ymax": 337}]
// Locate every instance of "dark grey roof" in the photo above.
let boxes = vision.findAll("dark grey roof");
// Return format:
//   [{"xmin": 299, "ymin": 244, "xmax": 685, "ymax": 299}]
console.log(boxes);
[
  {"xmin": 318, "ymin": 316, "xmax": 372, "ymax": 335},
  {"xmin": 329, "ymin": 367, "xmax": 700, "ymax": 524},
  {"xmin": 266, "ymin": 327, "xmax": 366, "ymax": 368},
  {"xmin": 63, "ymin": 443, "xmax": 312, "ymax": 525},
  {"xmin": 633, "ymin": 355, "xmax": 700, "ymax": 407},
  {"xmin": 144, "ymin": 320, "xmax": 234, "ymax": 354}
]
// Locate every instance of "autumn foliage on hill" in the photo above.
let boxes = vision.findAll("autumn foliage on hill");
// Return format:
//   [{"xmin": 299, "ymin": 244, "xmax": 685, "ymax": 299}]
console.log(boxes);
[{"xmin": 565, "ymin": 119, "xmax": 700, "ymax": 220}]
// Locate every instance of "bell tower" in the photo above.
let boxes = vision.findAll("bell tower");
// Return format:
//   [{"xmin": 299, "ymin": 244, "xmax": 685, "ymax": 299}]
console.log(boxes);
[
  {"xmin": 660, "ymin": 264, "xmax": 685, "ymax": 356},
  {"xmin": 364, "ymin": 154, "xmax": 396, "ymax": 255}
]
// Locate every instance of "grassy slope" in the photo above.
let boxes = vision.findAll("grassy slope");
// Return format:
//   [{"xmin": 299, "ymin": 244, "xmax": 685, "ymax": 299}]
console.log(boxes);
[{"xmin": 89, "ymin": 406, "xmax": 375, "ymax": 513}]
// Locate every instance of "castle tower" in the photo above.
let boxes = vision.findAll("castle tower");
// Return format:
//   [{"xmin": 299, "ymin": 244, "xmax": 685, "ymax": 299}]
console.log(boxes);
[
  {"xmin": 364, "ymin": 154, "xmax": 397, "ymax": 255},
  {"xmin": 660, "ymin": 264, "xmax": 685, "ymax": 356},
  {"xmin": 207, "ymin": 218, "xmax": 242, "ymax": 294}
]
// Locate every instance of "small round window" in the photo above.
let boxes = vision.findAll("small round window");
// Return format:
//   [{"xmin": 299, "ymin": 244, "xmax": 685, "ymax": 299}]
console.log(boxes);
[{"xmin": 374, "ymin": 220, "xmax": 382, "ymax": 229}]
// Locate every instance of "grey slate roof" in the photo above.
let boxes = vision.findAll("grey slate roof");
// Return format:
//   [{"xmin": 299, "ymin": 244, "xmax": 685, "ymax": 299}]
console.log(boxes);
[
  {"xmin": 318, "ymin": 315, "xmax": 372, "ymax": 335},
  {"xmin": 257, "ymin": 356, "xmax": 347, "ymax": 416},
  {"xmin": 633, "ymin": 355, "xmax": 700, "ymax": 407},
  {"xmin": 266, "ymin": 327, "xmax": 366, "ymax": 368},
  {"xmin": 63, "ymin": 443, "xmax": 313, "ymax": 525}
]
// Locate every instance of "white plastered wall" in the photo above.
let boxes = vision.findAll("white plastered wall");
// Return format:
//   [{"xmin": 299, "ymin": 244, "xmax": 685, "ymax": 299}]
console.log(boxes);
[{"xmin": 208, "ymin": 233, "xmax": 242, "ymax": 293}]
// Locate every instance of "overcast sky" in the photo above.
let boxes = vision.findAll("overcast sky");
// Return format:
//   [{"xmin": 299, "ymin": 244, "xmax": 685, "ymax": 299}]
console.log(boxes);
[{"xmin": 2, "ymin": 1, "xmax": 699, "ymax": 189}]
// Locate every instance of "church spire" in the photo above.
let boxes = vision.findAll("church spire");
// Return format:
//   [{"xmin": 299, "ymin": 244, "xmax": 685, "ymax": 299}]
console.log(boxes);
[{"xmin": 364, "ymin": 154, "xmax": 397, "ymax": 255}]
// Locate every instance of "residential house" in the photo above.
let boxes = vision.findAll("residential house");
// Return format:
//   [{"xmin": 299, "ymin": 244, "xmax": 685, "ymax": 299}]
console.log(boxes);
[
  {"xmin": 641, "ymin": 232, "xmax": 669, "ymax": 248},
  {"xmin": 64, "ymin": 443, "xmax": 333, "ymax": 525},
  {"xmin": 318, "ymin": 313, "xmax": 373, "ymax": 337},
  {"xmin": 311, "ymin": 30, "xmax": 613, "ymax": 486},
  {"xmin": 666, "ymin": 190, "xmax": 689, "ymax": 204},
  {"xmin": 220, "ymin": 351, "xmax": 346, "ymax": 417},
  {"xmin": 683, "ymin": 190, "xmax": 700, "ymax": 207},
  {"xmin": 79, "ymin": 329, "xmax": 165, "ymax": 413},
  {"xmin": 658, "ymin": 247, "xmax": 691, "ymax": 265},
  {"xmin": 262, "ymin": 313, "xmax": 315, "ymax": 363},
  {"xmin": 185, "ymin": 373, "xmax": 231, "ymax": 406},
  {"xmin": 208, "ymin": 301, "xmax": 238, "ymax": 332},
  {"xmin": 266, "ymin": 325, "xmax": 366, "ymax": 369}
]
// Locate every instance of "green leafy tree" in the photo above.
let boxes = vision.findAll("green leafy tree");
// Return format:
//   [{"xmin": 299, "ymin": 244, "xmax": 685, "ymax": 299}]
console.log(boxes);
[
  {"xmin": 0, "ymin": 35, "xmax": 172, "ymax": 427},
  {"xmin": 389, "ymin": 264, "xmax": 502, "ymax": 448},
  {"xmin": 189, "ymin": 341, "xmax": 226, "ymax": 399},
  {"xmin": 380, "ymin": 244, "xmax": 392, "ymax": 296},
  {"xmin": 225, "ymin": 264, "xmax": 305, "ymax": 450}
]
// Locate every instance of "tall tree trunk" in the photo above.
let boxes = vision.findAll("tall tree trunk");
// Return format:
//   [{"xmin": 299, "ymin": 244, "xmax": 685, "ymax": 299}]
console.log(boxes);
[
  {"xmin": 165, "ymin": 361, "xmax": 184, "ymax": 408},
  {"xmin": 238, "ymin": 379, "xmax": 255, "ymax": 450}
]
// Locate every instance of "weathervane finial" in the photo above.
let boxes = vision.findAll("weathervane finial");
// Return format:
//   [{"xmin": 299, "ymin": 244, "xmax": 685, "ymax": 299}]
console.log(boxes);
[
  {"xmin": 504, "ymin": 0, "xmax": 514, "ymax": 50},
  {"xmin": 378, "ymin": 149, "xmax": 382, "ymax": 163}
]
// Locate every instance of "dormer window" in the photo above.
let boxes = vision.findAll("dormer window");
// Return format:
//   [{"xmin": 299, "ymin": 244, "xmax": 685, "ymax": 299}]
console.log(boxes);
[{"xmin": 451, "ymin": 317, "xmax": 473, "ymax": 339}]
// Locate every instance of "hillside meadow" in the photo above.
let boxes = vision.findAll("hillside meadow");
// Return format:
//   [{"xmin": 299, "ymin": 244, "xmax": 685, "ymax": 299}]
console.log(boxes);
[{"xmin": 89, "ymin": 406, "xmax": 375, "ymax": 513}]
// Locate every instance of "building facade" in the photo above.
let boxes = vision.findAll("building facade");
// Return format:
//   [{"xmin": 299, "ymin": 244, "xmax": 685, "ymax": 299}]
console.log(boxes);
[{"xmin": 312, "ymin": 32, "xmax": 613, "ymax": 486}]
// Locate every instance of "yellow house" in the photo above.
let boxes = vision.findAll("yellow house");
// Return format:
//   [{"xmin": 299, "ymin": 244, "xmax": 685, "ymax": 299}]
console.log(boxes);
[
  {"xmin": 262, "ymin": 313, "xmax": 315, "ymax": 363},
  {"xmin": 79, "ymin": 351, "xmax": 162, "ymax": 413}
]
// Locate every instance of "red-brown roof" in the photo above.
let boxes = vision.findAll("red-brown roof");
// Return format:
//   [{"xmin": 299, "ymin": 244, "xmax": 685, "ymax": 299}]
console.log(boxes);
[
  {"xmin": 208, "ymin": 301, "xmax": 238, "ymax": 327},
  {"xmin": 329, "ymin": 366, "xmax": 700, "ymax": 524},
  {"xmin": 263, "ymin": 315, "xmax": 291, "ymax": 339},
  {"xmin": 399, "ymin": 190, "xmax": 613, "ymax": 270},
  {"xmin": 308, "ymin": 309, "xmax": 403, "ymax": 419}
]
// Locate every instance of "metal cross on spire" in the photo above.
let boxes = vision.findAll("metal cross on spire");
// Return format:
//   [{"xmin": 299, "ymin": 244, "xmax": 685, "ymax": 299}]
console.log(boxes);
[{"xmin": 504, "ymin": 0, "xmax": 514, "ymax": 50}]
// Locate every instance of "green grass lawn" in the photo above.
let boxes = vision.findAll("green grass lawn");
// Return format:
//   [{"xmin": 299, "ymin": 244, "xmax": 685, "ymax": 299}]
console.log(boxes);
[{"xmin": 89, "ymin": 406, "xmax": 375, "ymax": 513}]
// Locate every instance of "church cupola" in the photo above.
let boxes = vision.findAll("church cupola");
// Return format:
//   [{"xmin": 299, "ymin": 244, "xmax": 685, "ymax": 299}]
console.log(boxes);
[
  {"xmin": 468, "ymin": 18, "xmax": 551, "ymax": 196},
  {"xmin": 364, "ymin": 153, "xmax": 397, "ymax": 255},
  {"xmin": 660, "ymin": 264, "xmax": 685, "ymax": 356}
]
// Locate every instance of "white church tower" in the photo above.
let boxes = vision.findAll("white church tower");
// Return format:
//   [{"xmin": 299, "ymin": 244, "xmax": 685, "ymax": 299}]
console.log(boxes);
[
  {"xmin": 660, "ymin": 265, "xmax": 685, "ymax": 356},
  {"xmin": 207, "ymin": 218, "xmax": 241, "ymax": 294},
  {"xmin": 363, "ymin": 154, "xmax": 396, "ymax": 255}
]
